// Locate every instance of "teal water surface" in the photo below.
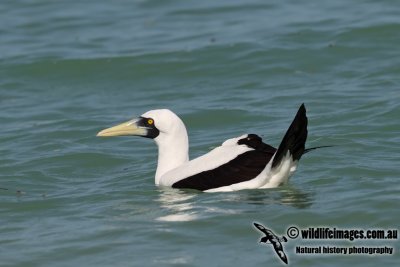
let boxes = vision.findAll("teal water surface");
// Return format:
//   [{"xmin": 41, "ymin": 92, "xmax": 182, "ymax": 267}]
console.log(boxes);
[{"xmin": 1, "ymin": 1, "xmax": 399, "ymax": 266}]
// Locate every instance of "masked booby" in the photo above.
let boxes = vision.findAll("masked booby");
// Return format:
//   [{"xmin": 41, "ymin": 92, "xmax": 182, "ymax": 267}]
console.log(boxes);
[{"xmin": 97, "ymin": 104, "xmax": 310, "ymax": 192}]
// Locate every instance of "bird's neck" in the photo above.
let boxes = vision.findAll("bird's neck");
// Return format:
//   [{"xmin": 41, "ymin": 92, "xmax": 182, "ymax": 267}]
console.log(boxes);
[{"xmin": 154, "ymin": 129, "xmax": 189, "ymax": 185}]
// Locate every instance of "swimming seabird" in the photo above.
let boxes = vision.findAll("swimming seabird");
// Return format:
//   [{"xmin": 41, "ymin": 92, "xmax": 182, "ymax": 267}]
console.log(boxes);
[{"xmin": 97, "ymin": 104, "xmax": 311, "ymax": 192}]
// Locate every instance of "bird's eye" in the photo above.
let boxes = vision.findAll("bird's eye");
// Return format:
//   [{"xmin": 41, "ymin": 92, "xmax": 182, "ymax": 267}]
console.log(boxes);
[{"xmin": 147, "ymin": 119, "xmax": 154, "ymax": 125}]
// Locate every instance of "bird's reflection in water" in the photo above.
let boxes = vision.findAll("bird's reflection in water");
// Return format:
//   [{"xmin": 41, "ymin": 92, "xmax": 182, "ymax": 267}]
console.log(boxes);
[
  {"xmin": 233, "ymin": 185, "xmax": 314, "ymax": 209},
  {"xmin": 155, "ymin": 188, "xmax": 199, "ymax": 222},
  {"xmin": 155, "ymin": 185, "xmax": 314, "ymax": 222}
]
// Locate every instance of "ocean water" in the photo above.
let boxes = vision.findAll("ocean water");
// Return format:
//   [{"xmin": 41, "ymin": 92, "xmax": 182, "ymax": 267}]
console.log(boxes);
[{"xmin": 1, "ymin": 0, "xmax": 399, "ymax": 266}]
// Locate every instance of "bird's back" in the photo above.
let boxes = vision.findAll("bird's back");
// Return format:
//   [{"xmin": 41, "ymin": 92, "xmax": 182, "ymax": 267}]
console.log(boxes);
[{"xmin": 160, "ymin": 134, "xmax": 277, "ymax": 191}]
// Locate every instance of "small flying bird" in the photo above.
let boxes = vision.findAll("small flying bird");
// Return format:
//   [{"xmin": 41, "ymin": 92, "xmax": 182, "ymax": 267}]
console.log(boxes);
[
  {"xmin": 97, "ymin": 104, "xmax": 325, "ymax": 192},
  {"xmin": 254, "ymin": 222, "xmax": 289, "ymax": 264}
]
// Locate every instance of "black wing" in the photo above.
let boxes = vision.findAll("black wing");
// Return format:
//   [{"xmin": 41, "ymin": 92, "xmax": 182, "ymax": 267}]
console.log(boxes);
[
  {"xmin": 172, "ymin": 133, "xmax": 277, "ymax": 191},
  {"xmin": 172, "ymin": 150, "xmax": 271, "ymax": 191},
  {"xmin": 253, "ymin": 223, "xmax": 276, "ymax": 238},
  {"xmin": 254, "ymin": 222, "xmax": 269, "ymax": 235},
  {"xmin": 272, "ymin": 241, "xmax": 288, "ymax": 264}
]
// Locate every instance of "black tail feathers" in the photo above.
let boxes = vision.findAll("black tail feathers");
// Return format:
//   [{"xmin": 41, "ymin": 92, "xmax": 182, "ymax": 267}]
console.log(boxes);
[{"xmin": 272, "ymin": 104, "xmax": 307, "ymax": 169}]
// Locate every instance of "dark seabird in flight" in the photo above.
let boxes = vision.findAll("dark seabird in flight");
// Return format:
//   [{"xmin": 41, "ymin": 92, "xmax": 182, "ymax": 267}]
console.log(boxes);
[{"xmin": 254, "ymin": 222, "xmax": 289, "ymax": 264}]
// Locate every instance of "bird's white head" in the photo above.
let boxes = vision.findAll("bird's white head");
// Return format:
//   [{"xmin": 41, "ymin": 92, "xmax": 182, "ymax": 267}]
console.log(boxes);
[
  {"xmin": 97, "ymin": 109, "xmax": 189, "ymax": 183},
  {"xmin": 97, "ymin": 109, "xmax": 186, "ymax": 140},
  {"xmin": 140, "ymin": 109, "xmax": 187, "ymax": 143}
]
